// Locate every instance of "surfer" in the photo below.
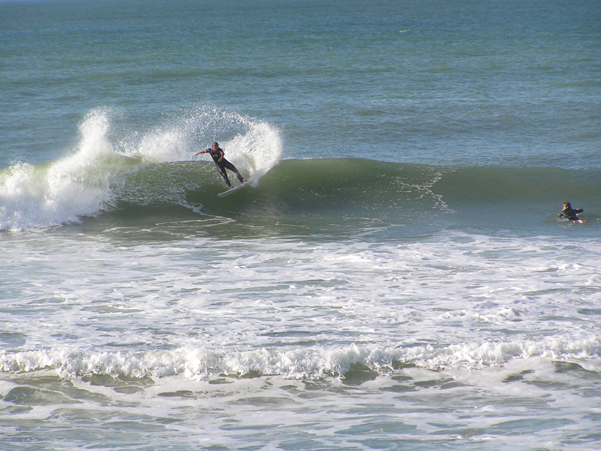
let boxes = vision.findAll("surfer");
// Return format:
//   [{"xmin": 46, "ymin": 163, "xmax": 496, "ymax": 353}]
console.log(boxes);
[
  {"xmin": 195, "ymin": 142, "xmax": 246, "ymax": 190},
  {"xmin": 559, "ymin": 202, "xmax": 584, "ymax": 223}
]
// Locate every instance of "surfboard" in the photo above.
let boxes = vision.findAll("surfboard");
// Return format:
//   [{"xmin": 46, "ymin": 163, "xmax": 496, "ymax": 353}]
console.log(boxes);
[
  {"xmin": 559, "ymin": 214, "xmax": 584, "ymax": 224},
  {"xmin": 218, "ymin": 180, "xmax": 251, "ymax": 197}
]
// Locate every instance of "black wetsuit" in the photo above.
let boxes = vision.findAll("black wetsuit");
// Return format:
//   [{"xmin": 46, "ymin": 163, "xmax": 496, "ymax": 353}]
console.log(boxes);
[
  {"xmin": 559, "ymin": 207, "xmax": 583, "ymax": 221},
  {"xmin": 205, "ymin": 147, "xmax": 245, "ymax": 188}
]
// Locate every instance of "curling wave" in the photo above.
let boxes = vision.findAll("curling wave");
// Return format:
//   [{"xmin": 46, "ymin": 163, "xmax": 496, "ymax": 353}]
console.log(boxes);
[{"xmin": 0, "ymin": 107, "xmax": 282, "ymax": 231}]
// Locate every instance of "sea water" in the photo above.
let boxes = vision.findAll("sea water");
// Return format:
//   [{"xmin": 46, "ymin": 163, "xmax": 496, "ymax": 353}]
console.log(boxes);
[{"xmin": 1, "ymin": 0, "xmax": 600, "ymax": 449}]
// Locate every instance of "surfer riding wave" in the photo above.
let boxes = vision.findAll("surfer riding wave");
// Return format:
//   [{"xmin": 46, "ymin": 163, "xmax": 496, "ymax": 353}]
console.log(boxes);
[{"xmin": 195, "ymin": 142, "xmax": 246, "ymax": 190}]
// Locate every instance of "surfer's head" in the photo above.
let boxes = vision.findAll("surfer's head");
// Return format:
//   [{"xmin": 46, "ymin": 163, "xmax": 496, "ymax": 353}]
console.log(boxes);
[
  {"xmin": 212, "ymin": 142, "xmax": 219, "ymax": 150},
  {"xmin": 563, "ymin": 202, "xmax": 571, "ymax": 210}
]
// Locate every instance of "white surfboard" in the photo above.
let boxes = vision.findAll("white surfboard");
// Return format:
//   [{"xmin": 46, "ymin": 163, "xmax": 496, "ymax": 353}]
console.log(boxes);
[{"xmin": 218, "ymin": 179, "xmax": 252, "ymax": 197}]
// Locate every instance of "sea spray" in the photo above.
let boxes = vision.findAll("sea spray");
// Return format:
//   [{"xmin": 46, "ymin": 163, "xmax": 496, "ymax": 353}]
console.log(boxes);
[
  {"xmin": 0, "ymin": 110, "xmax": 119, "ymax": 230},
  {"xmin": 129, "ymin": 107, "xmax": 282, "ymax": 175}
]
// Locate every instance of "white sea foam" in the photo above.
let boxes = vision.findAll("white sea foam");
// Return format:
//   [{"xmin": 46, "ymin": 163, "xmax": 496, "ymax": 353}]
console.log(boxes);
[
  {"xmin": 2, "ymin": 216, "xmax": 600, "ymax": 451},
  {"xmin": 2, "ymin": 336, "xmax": 599, "ymax": 381}
]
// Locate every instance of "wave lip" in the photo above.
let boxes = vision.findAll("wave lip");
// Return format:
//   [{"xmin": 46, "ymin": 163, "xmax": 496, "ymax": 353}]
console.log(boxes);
[{"xmin": 0, "ymin": 110, "xmax": 118, "ymax": 231}]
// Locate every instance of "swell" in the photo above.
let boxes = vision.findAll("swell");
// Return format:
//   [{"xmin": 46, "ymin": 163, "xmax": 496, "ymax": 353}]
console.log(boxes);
[
  {"xmin": 119, "ymin": 159, "xmax": 601, "ymax": 212},
  {"xmin": 3, "ymin": 157, "xmax": 600, "ymax": 232},
  {"xmin": 138, "ymin": 159, "xmax": 601, "ymax": 225}
]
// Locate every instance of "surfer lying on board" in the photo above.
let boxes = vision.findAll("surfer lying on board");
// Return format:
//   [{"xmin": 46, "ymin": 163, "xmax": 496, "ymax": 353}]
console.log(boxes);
[
  {"xmin": 559, "ymin": 202, "xmax": 584, "ymax": 223},
  {"xmin": 195, "ymin": 142, "xmax": 246, "ymax": 190}
]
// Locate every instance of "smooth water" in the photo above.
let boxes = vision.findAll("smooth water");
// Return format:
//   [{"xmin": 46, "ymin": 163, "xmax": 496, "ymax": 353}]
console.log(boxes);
[{"xmin": 1, "ymin": 0, "xmax": 600, "ymax": 450}]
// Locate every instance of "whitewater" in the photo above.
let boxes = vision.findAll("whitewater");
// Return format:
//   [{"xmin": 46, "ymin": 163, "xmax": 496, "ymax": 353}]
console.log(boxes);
[{"xmin": 2, "ymin": 217, "xmax": 601, "ymax": 449}]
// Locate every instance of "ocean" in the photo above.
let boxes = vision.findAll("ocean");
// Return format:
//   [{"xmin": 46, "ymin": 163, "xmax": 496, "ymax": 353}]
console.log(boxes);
[{"xmin": 1, "ymin": 0, "xmax": 600, "ymax": 449}]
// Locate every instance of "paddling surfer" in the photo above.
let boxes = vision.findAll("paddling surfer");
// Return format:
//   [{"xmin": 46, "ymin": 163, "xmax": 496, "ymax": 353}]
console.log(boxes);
[
  {"xmin": 559, "ymin": 202, "xmax": 584, "ymax": 223},
  {"xmin": 195, "ymin": 142, "xmax": 246, "ymax": 190}
]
